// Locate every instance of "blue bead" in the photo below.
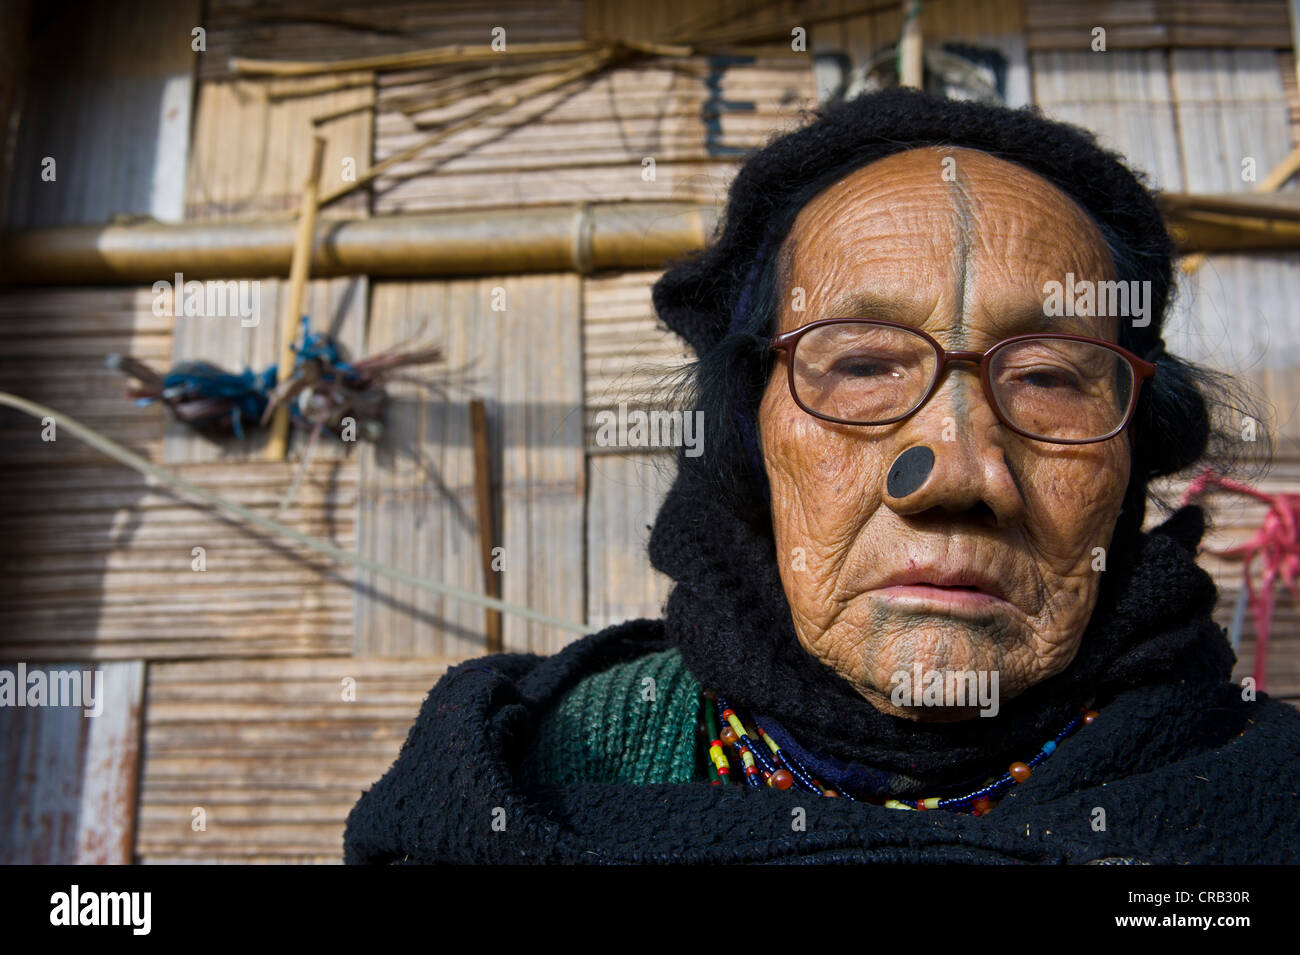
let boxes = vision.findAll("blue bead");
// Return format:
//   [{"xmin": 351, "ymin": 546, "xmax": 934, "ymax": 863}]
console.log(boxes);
[{"xmin": 1042, "ymin": 740, "xmax": 1057, "ymax": 754}]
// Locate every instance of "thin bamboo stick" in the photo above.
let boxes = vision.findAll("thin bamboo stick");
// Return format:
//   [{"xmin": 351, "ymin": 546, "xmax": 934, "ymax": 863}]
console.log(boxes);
[
  {"xmin": 899, "ymin": 0, "xmax": 924, "ymax": 88},
  {"xmin": 230, "ymin": 40, "xmax": 597, "ymax": 77},
  {"xmin": 470, "ymin": 399, "xmax": 501, "ymax": 653},
  {"xmin": 682, "ymin": 0, "xmax": 901, "ymax": 48},
  {"xmin": 388, "ymin": 53, "xmax": 600, "ymax": 116},
  {"xmin": 315, "ymin": 48, "xmax": 617, "ymax": 208},
  {"xmin": 230, "ymin": 39, "xmax": 689, "ymax": 79},
  {"xmin": 266, "ymin": 136, "xmax": 326, "ymax": 462}
]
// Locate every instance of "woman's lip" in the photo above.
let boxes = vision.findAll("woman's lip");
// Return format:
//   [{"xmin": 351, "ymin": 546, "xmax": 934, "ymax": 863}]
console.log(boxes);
[{"xmin": 870, "ymin": 584, "xmax": 1016, "ymax": 613}]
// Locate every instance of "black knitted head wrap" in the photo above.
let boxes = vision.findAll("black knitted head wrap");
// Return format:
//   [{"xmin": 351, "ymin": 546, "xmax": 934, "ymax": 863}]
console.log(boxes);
[
  {"xmin": 647, "ymin": 88, "xmax": 1234, "ymax": 793},
  {"xmin": 652, "ymin": 86, "xmax": 1212, "ymax": 549}
]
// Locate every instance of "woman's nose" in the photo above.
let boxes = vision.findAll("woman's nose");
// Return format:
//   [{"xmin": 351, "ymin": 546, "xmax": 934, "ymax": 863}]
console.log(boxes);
[{"xmin": 881, "ymin": 370, "xmax": 1027, "ymax": 528}]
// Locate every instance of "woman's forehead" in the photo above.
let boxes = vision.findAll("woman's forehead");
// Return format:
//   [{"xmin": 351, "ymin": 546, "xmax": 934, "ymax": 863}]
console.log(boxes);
[{"xmin": 778, "ymin": 147, "xmax": 1116, "ymax": 339}]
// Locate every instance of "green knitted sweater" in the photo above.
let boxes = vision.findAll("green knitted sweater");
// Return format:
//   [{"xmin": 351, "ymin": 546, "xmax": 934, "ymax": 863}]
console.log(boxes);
[{"xmin": 522, "ymin": 648, "xmax": 712, "ymax": 785}]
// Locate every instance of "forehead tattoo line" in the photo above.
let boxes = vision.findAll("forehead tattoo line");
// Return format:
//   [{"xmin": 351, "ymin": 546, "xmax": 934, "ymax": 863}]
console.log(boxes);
[
  {"xmin": 944, "ymin": 171, "xmax": 978, "ymax": 427},
  {"xmin": 946, "ymin": 176, "xmax": 973, "ymax": 341}
]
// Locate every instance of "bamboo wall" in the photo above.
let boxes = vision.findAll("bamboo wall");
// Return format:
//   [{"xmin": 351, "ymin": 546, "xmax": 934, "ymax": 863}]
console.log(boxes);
[
  {"xmin": 1, "ymin": 0, "xmax": 1297, "ymax": 865},
  {"xmin": 1030, "ymin": 38, "xmax": 1300, "ymax": 694}
]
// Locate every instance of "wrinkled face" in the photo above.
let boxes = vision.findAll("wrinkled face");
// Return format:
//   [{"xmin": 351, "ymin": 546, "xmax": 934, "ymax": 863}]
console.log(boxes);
[{"xmin": 758, "ymin": 147, "xmax": 1130, "ymax": 721}]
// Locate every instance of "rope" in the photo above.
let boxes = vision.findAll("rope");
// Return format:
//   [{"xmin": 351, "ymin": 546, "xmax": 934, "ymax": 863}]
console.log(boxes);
[
  {"xmin": 1181, "ymin": 467, "xmax": 1300, "ymax": 692},
  {"xmin": 0, "ymin": 391, "xmax": 596, "ymax": 636}
]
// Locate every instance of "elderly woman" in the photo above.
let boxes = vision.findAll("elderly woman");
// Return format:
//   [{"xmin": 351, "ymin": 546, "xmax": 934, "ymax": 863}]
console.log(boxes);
[{"xmin": 344, "ymin": 88, "xmax": 1300, "ymax": 864}]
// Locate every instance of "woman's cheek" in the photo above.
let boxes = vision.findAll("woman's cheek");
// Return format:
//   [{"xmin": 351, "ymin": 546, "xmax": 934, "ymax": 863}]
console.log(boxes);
[{"xmin": 1021, "ymin": 445, "xmax": 1129, "ymax": 563}]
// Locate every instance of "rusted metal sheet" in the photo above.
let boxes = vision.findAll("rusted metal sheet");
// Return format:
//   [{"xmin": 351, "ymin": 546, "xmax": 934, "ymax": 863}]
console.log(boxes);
[
  {"xmin": 4, "ymin": 0, "xmax": 198, "ymax": 229},
  {"xmin": 0, "ymin": 660, "xmax": 144, "ymax": 863}
]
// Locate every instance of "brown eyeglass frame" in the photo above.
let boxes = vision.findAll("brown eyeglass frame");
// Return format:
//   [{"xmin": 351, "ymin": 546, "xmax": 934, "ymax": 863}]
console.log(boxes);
[{"xmin": 768, "ymin": 318, "xmax": 1158, "ymax": 445}]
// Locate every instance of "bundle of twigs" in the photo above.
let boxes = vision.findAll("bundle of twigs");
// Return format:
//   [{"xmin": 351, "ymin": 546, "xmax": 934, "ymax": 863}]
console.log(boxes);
[{"xmin": 107, "ymin": 318, "xmax": 444, "ymax": 444}]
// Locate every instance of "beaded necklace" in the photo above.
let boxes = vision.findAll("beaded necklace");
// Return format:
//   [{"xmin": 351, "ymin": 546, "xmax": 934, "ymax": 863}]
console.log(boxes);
[{"xmin": 700, "ymin": 689, "xmax": 1098, "ymax": 815}]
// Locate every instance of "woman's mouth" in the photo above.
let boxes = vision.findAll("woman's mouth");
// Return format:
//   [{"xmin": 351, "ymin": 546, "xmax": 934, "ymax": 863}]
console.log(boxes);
[{"xmin": 869, "ymin": 578, "xmax": 1017, "ymax": 617}]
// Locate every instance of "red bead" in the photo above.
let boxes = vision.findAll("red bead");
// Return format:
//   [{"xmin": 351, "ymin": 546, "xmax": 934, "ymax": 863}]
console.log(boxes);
[
  {"xmin": 1083, "ymin": 710, "xmax": 1099, "ymax": 725},
  {"xmin": 771, "ymin": 769, "xmax": 794, "ymax": 791},
  {"xmin": 972, "ymin": 798, "xmax": 993, "ymax": 814},
  {"xmin": 822, "ymin": 790, "xmax": 839, "ymax": 797},
  {"xmin": 720, "ymin": 725, "xmax": 738, "ymax": 745},
  {"xmin": 1009, "ymin": 762, "xmax": 1031, "ymax": 782}
]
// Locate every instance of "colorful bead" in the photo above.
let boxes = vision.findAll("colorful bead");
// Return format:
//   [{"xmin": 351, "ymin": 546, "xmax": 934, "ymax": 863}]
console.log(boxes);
[
  {"xmin": 1009, "ymin": 762, "xmax": 1031, "ymax": 782},
  {"xmin": 708, "ymin": 740, "xmax": 730, "ymax": 781},
  {"xmin": 1083, "ymin": 709, "xmax": 1099, "ymax": 725},
  {"xmin": 771, "ymin": 769, "xmax": 794, "ymax": 791}
]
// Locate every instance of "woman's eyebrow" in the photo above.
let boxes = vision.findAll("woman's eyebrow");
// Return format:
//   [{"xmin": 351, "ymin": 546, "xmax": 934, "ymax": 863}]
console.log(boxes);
[
  {"xmin": 820, "ymin": 290, "xmax": 917, "ymax": 321},
  {"xmin": 983, "ymin": 304, "xmax": 1107, "ymax": 337}
]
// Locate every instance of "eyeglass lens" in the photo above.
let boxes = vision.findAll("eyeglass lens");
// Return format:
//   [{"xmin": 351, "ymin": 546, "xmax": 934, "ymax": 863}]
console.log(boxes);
[{"xmin": 790, "ymin": 322, "xmax": 1135, "ymax": 441}]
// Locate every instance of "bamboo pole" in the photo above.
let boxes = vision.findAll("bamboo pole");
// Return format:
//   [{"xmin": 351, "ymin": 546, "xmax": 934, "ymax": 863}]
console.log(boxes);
[
  {"xmin": 0, "ymin": 202, "xmax": 719, "ymax": 284},
  {"xmin": 266, "ymin": 136, "xmax": 327, "ymax": 462},
  {"xmin": 469, "ymin": 400, "xmax": 501, "ymax": 653},
  {"xmin": 1179, "ymin": 145, "xmax": 1300, "ymax": 274},
  {"xmin": 11, "ymin": 193, "xmax": 1300, "ymax": 286},
  {"xmin": 1166, "ymin": 212, "xmax": 1300, "ymax": 254}
]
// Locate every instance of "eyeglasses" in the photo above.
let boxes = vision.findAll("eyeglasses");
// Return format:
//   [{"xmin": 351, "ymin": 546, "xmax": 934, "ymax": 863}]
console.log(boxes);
[{"xmin": 769, "ymin": 318, "xmax": 1156, "ymax": 444}]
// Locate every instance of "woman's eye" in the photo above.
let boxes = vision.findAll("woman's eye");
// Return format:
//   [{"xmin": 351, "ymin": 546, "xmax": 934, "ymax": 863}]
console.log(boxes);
[
  {"xmin": 833, "ymin": 355, "xmax": 898, "ymax": 378},
  {"xmin": 1018, "ymin": 368, "xmax": 1082, "ymax": 390},
  {"xmin": 841, "ymin": 362, "xmax": 887, "ymax": 378}
]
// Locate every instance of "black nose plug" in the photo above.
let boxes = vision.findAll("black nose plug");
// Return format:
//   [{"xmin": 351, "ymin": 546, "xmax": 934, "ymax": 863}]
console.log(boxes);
[{"xmin": 887, "ymin": 446, "xmax": 935, "ymax": 499}]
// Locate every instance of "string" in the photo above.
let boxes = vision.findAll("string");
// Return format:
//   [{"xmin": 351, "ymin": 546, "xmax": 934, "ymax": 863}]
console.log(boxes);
[
  {"xmin": 1181, "ymin": 467, "xmax": 1300, "ymax": 691},
  {"xmin": 0, "ymin": 391, "xmax": 597, "ymax": 637}
]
